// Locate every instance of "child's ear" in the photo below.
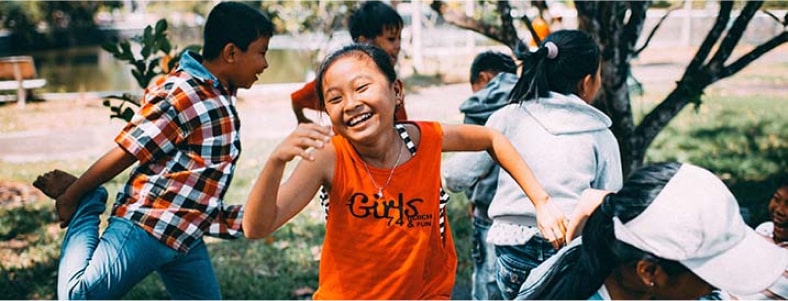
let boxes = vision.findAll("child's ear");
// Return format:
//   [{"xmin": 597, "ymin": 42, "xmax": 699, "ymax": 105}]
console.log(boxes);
[
  {"xmin": 393, "ymin": 79, "xmax": 404, "ymax": 103},
  {"xmin": 221, "ymin": 43, "xmax": 237, "ymax": 63},
  {"xmin": 478, "ymin": 71, "xmax": 494, "ymax": 86},
  {"xmin": 635, "ymin": 259, "xmax": 660, "ymax": 289},
  {"xmin": 576, "ymin": 74, "xmax": 593, "ymax": 99},
  {"xmin": 357, "ymin": 36, "xmax": 371, "ymax": 44}
]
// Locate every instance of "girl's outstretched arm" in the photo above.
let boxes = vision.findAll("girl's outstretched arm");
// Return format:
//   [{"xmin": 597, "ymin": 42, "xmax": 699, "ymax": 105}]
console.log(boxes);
[
  {"xmin": 243, "ymin": 124, "xmax": 333, "ymax": 239},
  {"xmin": 442, "ymin": 123, "xmax": 568, "ymax": 249}
]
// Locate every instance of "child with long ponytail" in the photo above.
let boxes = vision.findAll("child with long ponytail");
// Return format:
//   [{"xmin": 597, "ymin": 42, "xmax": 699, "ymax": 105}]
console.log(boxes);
[{"xmin": 442, "ymin": 29, "xmax": 623, "ymax": 298}]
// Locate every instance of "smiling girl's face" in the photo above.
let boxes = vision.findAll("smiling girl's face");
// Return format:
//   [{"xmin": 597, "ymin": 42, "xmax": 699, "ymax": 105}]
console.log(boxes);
[
  {"xmin": 769, "ymin": 185, "xmax": 788, "ymax": 243},
  {"xmin": 320, "ymin": 52, "xmax": 402, "ymax": 144}
]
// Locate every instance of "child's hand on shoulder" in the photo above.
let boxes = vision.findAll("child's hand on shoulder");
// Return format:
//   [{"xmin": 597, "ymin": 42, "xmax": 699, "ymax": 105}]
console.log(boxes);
[
  {"xmin": 273, "ymin": 124, "xmax": 332, "ymax": 162},
  {"xmin": 565, "ymin": 189, "xmax": 611, "ymax": 243}
]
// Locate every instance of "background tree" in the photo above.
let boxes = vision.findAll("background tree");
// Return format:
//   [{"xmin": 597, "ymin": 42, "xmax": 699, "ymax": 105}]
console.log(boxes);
[
  {"xmin": 0, "ymin": 1, "xmax": 122, "ymax": 52},
  {"xmin": 430, "ymin": 0, "xmax": 787, "ymax": 176}
]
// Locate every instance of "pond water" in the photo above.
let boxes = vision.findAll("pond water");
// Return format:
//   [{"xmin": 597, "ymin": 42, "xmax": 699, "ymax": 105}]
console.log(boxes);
[{"xmin": 29, "ymin": 46, "xmax": 317, "ymax": 93}]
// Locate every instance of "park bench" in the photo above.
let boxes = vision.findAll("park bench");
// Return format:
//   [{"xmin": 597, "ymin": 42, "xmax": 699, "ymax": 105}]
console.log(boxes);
[{"xmin": 0, "ymin": 56, "xmax": 47, "ymax": 107}]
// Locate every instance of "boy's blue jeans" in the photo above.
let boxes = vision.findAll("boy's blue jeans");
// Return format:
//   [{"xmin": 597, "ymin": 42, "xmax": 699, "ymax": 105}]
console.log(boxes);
[
  {"xmin": 58, "ymin": 187, "xmax": 221, "ymax": 300},
  {"xmin": 494, "ymin": 236, "xmax": 557, "ymax": 300},
  {"xmin": 471, "ymin": 217, "xmax": 502, "ymax": 300}
]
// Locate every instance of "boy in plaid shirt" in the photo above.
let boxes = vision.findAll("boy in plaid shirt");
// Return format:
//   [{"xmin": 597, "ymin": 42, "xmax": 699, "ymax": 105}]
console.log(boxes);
[{"xmin": 32, "ymin": 2, "xmax": 273, "ymax": 299}]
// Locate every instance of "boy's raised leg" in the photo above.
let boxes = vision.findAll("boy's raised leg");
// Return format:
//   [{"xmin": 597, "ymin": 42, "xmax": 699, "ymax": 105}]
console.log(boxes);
[{"xmin": 58, "ymin": 188, "xmax": 161, "ymax": 299}]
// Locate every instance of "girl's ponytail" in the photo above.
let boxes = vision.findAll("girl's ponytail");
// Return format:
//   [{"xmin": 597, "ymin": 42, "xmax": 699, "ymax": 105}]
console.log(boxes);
[
  {"xmin": 509, "ymin": 41, "xmax": 554, "ymax": 103},
  {"xmin": 509, "ymin": 30, "xmax": 600, "ymax": 104}
]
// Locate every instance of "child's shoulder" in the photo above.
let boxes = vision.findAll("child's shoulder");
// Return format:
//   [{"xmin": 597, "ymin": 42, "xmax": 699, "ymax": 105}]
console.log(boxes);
[{"xmin": 146, "ymin": 71, "xmax": 191, "ymax": 94}]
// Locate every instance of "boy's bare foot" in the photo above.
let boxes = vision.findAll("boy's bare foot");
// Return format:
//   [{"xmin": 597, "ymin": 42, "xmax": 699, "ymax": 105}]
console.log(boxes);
[
  {"xmin": 33, "ymin": 169, "xmax": 77, "ymax": 199},
  {"xmin": 33, "ymin": 170, "xmax": 79, "ymax": 227}
]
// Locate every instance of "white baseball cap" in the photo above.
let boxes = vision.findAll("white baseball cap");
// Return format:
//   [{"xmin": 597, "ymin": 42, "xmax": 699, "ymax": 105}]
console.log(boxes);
[{"xmin": 613, "ymin": 163, "xmax": 787, "ymax": 295}]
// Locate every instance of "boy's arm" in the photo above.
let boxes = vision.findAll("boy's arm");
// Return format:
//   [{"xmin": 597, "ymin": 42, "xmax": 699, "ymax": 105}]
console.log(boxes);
[
  {"xmin": 56, "ymin": 146, "xmax": 136, "ymax": 225},
  {"xmin": 442, "ymin": 123, "xmax": 567, "ymax": 249},
  {"xmin": 291, "ymin": 80, "xmax": 320, "ymax": 124}
]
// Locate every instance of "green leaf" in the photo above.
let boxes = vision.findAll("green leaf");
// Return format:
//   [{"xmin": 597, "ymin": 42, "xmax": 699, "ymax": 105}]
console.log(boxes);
[
  {"xmin": 155, "ymin": 19, "xmax": 168, "ymax": 35},
  {"xmin": 143, "ymin": 25, "xmax": 153, "ymax": 44},
  {"xmin": 121, "ymin": 107, "xmax": 136, "ymax": 122},
  {"xmin": 132, "ymin": 69, "xmax": 145, "ymax": 88},
  {"xmin": 148, "ymin": 59, "xmax": 161, "ymax": 73},
  {"xmin": 120, "ymin": 41, "xmax": 134, "ymax": 61},
  {"xmin": 141, "ymin": 45, "xmax": 151, "ymax": 59},
  {"xmin": 100, "ymin": 42, "xmax": 119, "ymax": 55},
  {"xmin": 161, "ymin": 39, "xmax": 172, "ymax": 54}
]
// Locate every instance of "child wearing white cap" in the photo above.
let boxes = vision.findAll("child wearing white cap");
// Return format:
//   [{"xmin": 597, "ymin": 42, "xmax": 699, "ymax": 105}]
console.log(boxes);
[{"xmin": 516, "ymin": 162, "xmax": 787, "ymax": 300}]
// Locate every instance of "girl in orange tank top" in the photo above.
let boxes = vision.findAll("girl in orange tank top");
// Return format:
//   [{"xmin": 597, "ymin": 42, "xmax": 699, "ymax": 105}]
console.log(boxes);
[{"xmin": 242, "ymin": 44, "xmax": 563, "ymax": 299}]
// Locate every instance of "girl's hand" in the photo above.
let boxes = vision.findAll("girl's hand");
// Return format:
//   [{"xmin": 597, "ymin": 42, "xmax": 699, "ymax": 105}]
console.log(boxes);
[
  {"xmin": 535, "ymin": 200, "xmax": 568, "ymax": 250},
  {"xmin": 272, "ymin": 124, "xmax": 332, "ymax": 162},
  {"xmin": 565, "ymin": 189, "xmax": 611, "ymax": 243}
]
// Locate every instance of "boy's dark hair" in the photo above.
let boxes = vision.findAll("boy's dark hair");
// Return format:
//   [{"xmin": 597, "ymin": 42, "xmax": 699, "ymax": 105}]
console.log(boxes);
[
  {"xmin": 348, "ymin": 1, "xmax": 403, "ymax": 41},
  {"xmin": 315, "ymin": 43, "xmax": 396, "ymax": 109},
  {"xmin": 203, "ymin": 2, "xmax": 274, "ymax": 60},
  {"xmin": 509, "ymin": 30, "xmax": 600, "ymax": 103},
  {"xmin": 469, "ymin": 51, "xmax": 517, "ymax": 84}
]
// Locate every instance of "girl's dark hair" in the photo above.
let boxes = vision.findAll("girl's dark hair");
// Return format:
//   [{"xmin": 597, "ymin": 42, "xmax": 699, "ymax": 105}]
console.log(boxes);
[
  {"xmin": 315, "ymin": 43, "xmax": 397, "ymax": 109},
  {"xmin": 348, "ymin": 1, "xmax": 403, "ymax": 42},
  {"xmin": 203, "ymin": 2, "xmax": 274, "ymax": 60},
  {"xmin": 469, "ymin": 51, "xmax": 517, "ymax": 84},
  {"xmin": 509, "ymin": 30, "xmax": 600, "ymax": 103},
  {"xmin": 518, "ymin": 162, "xmax": 689, "ymax": 299}
]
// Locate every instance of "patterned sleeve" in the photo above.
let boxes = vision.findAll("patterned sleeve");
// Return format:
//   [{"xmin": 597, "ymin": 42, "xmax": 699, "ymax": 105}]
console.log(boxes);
[
  {"xmin": 291, "ymin": 80, "xmax": 321, "ymax": 110},
  {"xmin": 115, "ymin": 90, "xmax": 188, "ymax": 165},
  {"xmin": 208, "ymin": 204, "xmax": 245, "ymax": 238}
]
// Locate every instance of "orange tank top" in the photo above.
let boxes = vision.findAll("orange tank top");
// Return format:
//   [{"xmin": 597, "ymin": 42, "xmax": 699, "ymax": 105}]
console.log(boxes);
[{"xmin": 313, "ymin": 121, "xmax": 457, "ymax": 300}]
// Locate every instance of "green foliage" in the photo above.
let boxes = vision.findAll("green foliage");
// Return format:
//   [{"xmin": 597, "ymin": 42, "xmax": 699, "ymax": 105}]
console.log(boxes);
[
  {"xmin": 100, "ymin": 19, "xmax": 200, "ymax": 122},
  {"xmin": 646, "ymin": 95, "xmax": 788, "ymax": 225},
  {"xmin": 260, "ymin": 1, "xmax": 354, "ymax": 35}
]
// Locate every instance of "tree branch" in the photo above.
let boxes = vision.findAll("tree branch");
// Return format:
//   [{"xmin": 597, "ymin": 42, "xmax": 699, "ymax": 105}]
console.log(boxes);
[
  {"xmin": 623, "ymin": 1, "xmax": 649, "ymax": 54},
  {"xmin": 722, "ymin": 31, "xmax": 787, "ymax": 78},
  {"xmin": 635, "ymin": 2, "xmax": 682, "ymax": 55},
  {"xmin": 520, "ymin": 12, "xmax": 542, "ymax": 46},
  {"xmin": 760, "ymin": 8, "xmax": 785, "ymax": 25},
  {"xmin": 686, "ymin": 0, "xmax": 733, "ymax": 72},
  {"xmin": 429, "ymin": 0, "xmax": 520, "ymax": 50},
  {"xmin": 708, "ymin": 1, "xmax": 762, "ymax": 68}
]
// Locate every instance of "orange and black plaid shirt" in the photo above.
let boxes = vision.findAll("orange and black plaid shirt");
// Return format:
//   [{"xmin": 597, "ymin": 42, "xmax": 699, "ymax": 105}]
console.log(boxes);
[{"xmin": 113, "ymin": 51, "xmax": 243, "ymax": 252}]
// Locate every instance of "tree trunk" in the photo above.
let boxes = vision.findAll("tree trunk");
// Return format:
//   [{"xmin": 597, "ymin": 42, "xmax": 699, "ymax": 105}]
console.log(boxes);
[{"xmin": 576, "ymin": 1, "xmax": 650, "ymax": 176}]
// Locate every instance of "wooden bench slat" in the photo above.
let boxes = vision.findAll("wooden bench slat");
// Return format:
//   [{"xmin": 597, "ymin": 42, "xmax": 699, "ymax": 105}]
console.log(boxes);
[
  {"xmin": 0, "ymin": 79, "xmax": 47, "ymax": 90},
  {"xmin": 0, "ymin": 56, "xmax": 47, "ymax": 106}
]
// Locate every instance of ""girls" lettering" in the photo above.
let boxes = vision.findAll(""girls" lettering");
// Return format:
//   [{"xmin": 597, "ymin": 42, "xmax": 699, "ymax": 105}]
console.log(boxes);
[{"xmin": 347, "ymin": 192, "xmax": 424, "ymax": 226}]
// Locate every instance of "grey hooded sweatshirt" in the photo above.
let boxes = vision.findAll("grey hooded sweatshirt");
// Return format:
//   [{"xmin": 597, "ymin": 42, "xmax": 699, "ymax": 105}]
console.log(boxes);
[
  {"xmin": 445, "ymin": 72, "xmax": 518, "ymax": 214},
  {"xmin": 444, "ymin": 92, "xmax": 623, "ymax": 245}
]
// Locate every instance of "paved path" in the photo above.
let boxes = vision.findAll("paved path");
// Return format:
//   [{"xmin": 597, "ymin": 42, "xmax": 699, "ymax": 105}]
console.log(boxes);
[
  {"xmin": 2, "ymin": 44, "xmax": 785, "ymax": 163},
  {"xmin": 0, "ymin": 82, "xmax": 469, "ymax": 163}
]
